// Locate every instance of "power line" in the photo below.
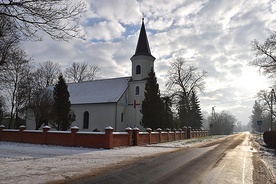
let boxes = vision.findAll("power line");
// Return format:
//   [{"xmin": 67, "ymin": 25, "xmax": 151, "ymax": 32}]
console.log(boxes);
[{"xmin": 207, "ymin": 96, "xmax": 257, "ymax": 105}]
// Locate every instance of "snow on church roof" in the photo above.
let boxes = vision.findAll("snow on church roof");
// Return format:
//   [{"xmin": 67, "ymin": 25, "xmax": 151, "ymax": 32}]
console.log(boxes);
[{"xmin": 66, "ymin": 77, "xmax": 131, "ymax": 104}]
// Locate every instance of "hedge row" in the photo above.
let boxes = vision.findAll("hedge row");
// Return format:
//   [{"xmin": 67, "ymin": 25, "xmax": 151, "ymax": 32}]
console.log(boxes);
[{"xmin": 263, "ymin": 131, "xmax": 276, "ymax": 149}]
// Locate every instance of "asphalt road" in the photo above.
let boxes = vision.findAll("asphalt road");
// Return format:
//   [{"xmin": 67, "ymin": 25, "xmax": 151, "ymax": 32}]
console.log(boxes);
[{"xmin": 76, "ymin": 132, "xmax": 254, "ymax": 184}]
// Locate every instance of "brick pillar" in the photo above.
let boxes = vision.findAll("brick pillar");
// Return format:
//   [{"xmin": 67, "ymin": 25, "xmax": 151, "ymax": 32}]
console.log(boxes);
[
  {"xmin": 192, "ymin": 129, "xmax": 196, "ymax": 138},
  {"xmin": 0, "ymin": 125, "xmax": 5, "ymax": 141},
  {"xmin": 187, "ymin": 126, "xmax": 191, "ymax": 139},
  {"xmin": 178, "ymin": 129, "xmax": 182, "ymax": 140},
  {"xmin": 19, "ymin": 125, "xmax": 26, "ymax": 142},
  {"xmin": 173, "ymin": 129, "xmax": 177, "ymax": 140},
  {"xmin": 71, "ymin": 126, "xmax": 79, "ymax": 146},
  {"xmin": 157, "ymin": 128, "xmax": 162, "ymax": 143},
  {"xmin": 125, "ymin": 127, "xmax": 133, "ymax": 146},
  {"xmin": 133, "ymin": 127, "xmax": 139, "ymax": 146},
  {"xmin": 43, "ymin": 126, "xmax": 51, "ymax": 144},
  {"xmin": 166, "ymin": 128, "xmax": 170, "ymax": 141},
  {"xmin": 146, "ymin": 128, "xmax": 152, "ymax": 144},
  {"xmin": 182, "ymin": 126, "xmax": 187, "ymax": 139},
  {"xmin": 105, "ymin": 126, "xmax": 114, "ymax": 149}
]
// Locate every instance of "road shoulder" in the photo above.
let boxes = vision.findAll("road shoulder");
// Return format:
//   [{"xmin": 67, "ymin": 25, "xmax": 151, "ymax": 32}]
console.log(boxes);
[{"xmin": 252, "ymin": 136, "xmax": 276, "ymax": 184}]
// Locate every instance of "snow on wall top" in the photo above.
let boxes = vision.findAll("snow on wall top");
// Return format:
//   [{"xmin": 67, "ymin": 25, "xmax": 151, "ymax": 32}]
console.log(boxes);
[{"xmin": 61, "ymin": 77, "xmax": 131, "ymax": 104}]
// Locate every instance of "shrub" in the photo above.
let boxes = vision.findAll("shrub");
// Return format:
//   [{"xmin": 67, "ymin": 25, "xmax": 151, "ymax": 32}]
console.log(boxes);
[{"xmin": 263, "ymin": 131, "xmax": 276, "ymax": 149}]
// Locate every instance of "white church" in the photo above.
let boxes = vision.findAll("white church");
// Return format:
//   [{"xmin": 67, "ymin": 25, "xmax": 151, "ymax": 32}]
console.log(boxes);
[{"xmin": 27, "ymin": 19, "xmax": 156, "ymax": 132}]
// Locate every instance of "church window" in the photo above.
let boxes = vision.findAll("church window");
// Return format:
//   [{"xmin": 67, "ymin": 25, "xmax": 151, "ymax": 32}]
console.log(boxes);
[
  {"xmin": 136, "ymin": 65, "xmax": 141, "ymax": 74},
  {"xmin": 121, "ymin": 112, "xmax": 124, "ymax": 122},
  {"xmin": 135, "ymin": 86, "xmax": 140, "ymax": 95},
  {"xmin": 83, "ymin": 111, "xmax": 89, "ymax": 129}
]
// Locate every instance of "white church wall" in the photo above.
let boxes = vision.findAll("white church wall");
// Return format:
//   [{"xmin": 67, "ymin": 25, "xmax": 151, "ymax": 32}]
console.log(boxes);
[
  {"xmin": 115, "ymin": 90, "xmax": 145, "ymax": 131},
  {"xmin": 71, "ymin": 103, "xmax": 116, "ymax": 132},
  {"xmin": 115, "ymin": 92, "xmax": 128, "ymax": 131},
  {"xmin": 131, "ymin": 55, "xmax": 154, "ymax": 81},
  {"xmin": 128, "ymin": 81, "xmax": 145, "ymax": 107},
  {"xmin": 126, "ymin": 104, "xmax": 145, "ymax": 131}
]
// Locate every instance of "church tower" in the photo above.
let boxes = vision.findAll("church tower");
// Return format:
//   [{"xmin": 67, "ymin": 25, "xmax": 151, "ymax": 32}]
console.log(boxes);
[
  {"xmin": 130, "ymin": 18, "xmax": 156, "ymax": 80},
  {"xmin": 127, "ymin": 18, "xmax": 155, "ymax": 129}
]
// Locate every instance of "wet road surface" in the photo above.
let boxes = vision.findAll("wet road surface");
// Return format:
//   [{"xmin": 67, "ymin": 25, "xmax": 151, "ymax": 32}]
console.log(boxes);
[{"xmin": 77, "ymin": 132, "xmax": 254, "ymax": 184}]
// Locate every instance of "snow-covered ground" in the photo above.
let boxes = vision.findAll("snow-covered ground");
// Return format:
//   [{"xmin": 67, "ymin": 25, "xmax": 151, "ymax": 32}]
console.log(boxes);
[
  {"xmin": 0, "ymin": 136, "xmax": 225, "ymax": 184},
  {"xmin": 0, "ymin": 134, "xmax": 274, "ymax": 184},
  {"xmin": 253, "ymin": 134, "xmax": 276, "ymax": 181}
]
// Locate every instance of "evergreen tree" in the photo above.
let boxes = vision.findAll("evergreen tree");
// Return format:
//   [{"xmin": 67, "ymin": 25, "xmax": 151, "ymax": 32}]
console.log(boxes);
[
  {"xmin": 250, "ymin": 100, "xmax": 271, "ymax": 132},
  {"xmin": 178, "ymin": 93, "xmax": 191, "ymax": 128},
  {"xmin": 189, "ymin": 90, "xmax": 203, "ymax": 129},
  {"xmin": 161, "ymin": 96, "xmax": 174, "ymax": 128},
  {"xmin": 52, "ymin": 75, "xmax": 74, "ymax": 130},
  {"xmin": 141, "ymin": 67, "xmax": 164, "ymax": 130}
]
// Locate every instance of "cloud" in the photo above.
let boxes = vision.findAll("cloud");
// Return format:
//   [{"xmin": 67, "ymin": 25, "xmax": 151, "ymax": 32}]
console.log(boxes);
[
  {"xmin": 86, "ymin": 21, "xmax": 126, "ymax": 41},
  {"xmin": 22, "ymin": 0, "xmax": 276, "ymax": 125},
  {"xmin": 87, "ymin": 0, "xmax": 141, "ymax": 24}
]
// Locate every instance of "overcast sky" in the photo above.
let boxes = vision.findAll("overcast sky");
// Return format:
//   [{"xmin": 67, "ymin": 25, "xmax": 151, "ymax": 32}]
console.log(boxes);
[{"xmin": 23, "ymin": 0, "xmax": 276, "ymax": 125}]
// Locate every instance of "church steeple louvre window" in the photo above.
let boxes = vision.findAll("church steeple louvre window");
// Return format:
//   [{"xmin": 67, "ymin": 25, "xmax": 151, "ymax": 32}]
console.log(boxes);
[{"xmin": 136, "ymin": 65, "xmax": 141, "ymax": 74}]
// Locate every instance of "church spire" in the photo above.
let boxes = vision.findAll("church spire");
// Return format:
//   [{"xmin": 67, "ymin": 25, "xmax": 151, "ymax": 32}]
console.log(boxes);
[
  {"xmin": 134, "ymin": 18, "xmax": 152, "ymax": 57},
  {"xmin": 130, "ymin": 18, "xmax": 155, "ymax": 81}
]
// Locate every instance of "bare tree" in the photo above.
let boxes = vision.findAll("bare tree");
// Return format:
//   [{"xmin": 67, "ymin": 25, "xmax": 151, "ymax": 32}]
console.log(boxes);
[
  {"xmin": 0, "ymin": 0, "xmax": 86, "ymax": 41},
  {"xmin": 166, "ymin": 58, "xmax": 207, "ymax": 127},
  {"xmin": 0, "ymin": 47, "xmax": 32, "ymax": 128},
  {"xmin": 33, "ymin": 61, "xmax": 61, "ymax": 88},
  {"xmin": 256, "ymin": 90, "xmax": 273, "ymax": 114},
  {"xmin": 251, "ymin": 33, "xmax": 276, "ymax": 77},
  {"xmin": 0, "ymin": 15, "xmax": 20, "ymax": 65},
  {"xmin": 29, "ymin": 89, "xmax": 54, "ymax": 130},
  {"xmin": 208, "ymin": 111, "xmax": 236, "ymax": 135},
  {"xmin": 166, "ymin": 58, "xmax": 207, "ymax": 97},
  {"xmin": 0, "ymin": 96, "xmax": 6, "ymax": 123},
  {"xmin": 19, "ymin": 60, "xmax": 61, "ymax": 129},
  {"xmin": 65, "ymin": 62, "xmax": 100, "ymax": 83}
]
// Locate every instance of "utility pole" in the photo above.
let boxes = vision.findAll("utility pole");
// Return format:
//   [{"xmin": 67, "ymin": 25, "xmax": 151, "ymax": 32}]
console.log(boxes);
[
  {"xmin": 210, "ymin": 106, "xmax": 215, "ymax": 136},
  {"xmin": 271, "ymin": 89, "xmax": 274, "ymax": 131}
]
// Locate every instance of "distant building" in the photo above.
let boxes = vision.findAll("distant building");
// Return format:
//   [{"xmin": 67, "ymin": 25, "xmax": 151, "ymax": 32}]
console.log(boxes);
[{"xmin": 26, "ymin": 19, "xmax": 156, "ymax": 131}]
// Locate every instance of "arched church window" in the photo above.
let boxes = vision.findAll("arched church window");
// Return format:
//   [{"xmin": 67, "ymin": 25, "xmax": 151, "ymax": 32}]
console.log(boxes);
[
  {"xmin": 136, "ymin": 65, "xmax": 141, "ymax": 74},
  {"xmin": 135, "ymin": 86, "xmax": 140, "ymax": 95},
  {"xmin": 83, "ymin": 111, "xmax": 89, "ymax": 129}
]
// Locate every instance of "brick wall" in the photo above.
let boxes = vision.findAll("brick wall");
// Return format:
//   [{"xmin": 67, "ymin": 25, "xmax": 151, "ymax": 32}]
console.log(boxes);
[{"xmin": 0, "ymin": 125, "xmax": 209, "ymax": 149}]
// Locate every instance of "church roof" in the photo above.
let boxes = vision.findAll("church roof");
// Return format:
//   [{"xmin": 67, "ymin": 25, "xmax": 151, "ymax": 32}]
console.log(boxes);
[
  {"xmin": 133, "ymin": 19, "xmax": 153, "ymax": 57},
  {"xmin": 65, "ymin": 77, "xmax": 131, "ymax": 104}
]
